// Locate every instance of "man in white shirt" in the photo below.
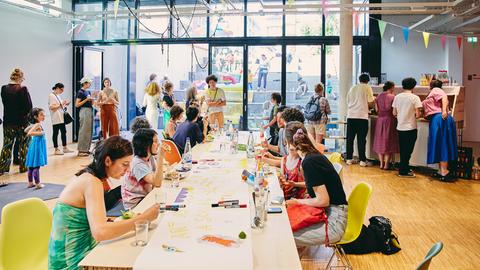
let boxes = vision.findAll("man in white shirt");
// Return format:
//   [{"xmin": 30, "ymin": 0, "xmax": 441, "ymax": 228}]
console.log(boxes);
[
  {"xmin": 346, "ymin": 74, "xmax": 375, "ymax": 167},
  {"xmin": 392, "ymin": 77, "xmax": 423, "ymax": 177}
]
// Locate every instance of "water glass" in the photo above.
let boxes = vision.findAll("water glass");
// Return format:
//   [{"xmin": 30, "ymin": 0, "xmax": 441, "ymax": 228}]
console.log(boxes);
[
  {"xmin": 155, "ymin": 190, "xmax": 167, "ymax": 213},
  {"xmin": 171, "ymin": 172, "xmax": 180, "ymax": 188},
  {"xmin": 134, "ymin": 220, "xmax": 149, "ymax": 246}
]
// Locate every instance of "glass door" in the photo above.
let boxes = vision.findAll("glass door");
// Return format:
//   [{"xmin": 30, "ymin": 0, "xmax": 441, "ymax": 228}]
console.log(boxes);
[
  {"xmin": 247, "ymin": 45, "xmax": 282, "ymax": 130},
  {"xmin": 285, "ymin": 45, "xmax": 322, "ymax": 110},
  {"xmin": 83, "ymin": 47, "xmax": 103, "ymax": 139},
  {"xmin": 211, "ymin": 46, "xmax": 244, "ymax": 129}
]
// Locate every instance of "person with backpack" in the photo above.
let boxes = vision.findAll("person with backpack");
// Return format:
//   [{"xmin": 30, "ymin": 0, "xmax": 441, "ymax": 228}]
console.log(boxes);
[{"xmin": 305, "ymin": 83, "xmax": 331, "ymax": 144}]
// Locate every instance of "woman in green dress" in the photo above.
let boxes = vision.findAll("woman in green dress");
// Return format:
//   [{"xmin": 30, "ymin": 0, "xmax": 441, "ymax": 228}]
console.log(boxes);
[{"xmin": 48, "ymin": 136, "xmax": 160, "ymax": 270}]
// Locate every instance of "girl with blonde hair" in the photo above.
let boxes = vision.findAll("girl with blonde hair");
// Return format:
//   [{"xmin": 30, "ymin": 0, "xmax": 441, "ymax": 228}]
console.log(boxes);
[{"xmin": 143, "ymin": 82, "xmax": 162, "ymax": 129}]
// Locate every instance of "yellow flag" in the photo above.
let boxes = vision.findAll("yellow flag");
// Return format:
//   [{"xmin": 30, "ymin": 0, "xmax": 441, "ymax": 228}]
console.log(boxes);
[
  {"xmin": 288, "ymin": 0, "xmax": 295, "ymax": 6},
  {"xmin": 423, "ymin": 32, "xmax": 430, "ymax": 48},
  {"xmin": 114, "ymin": 0, "xmax": 120, "ymax": 19}
]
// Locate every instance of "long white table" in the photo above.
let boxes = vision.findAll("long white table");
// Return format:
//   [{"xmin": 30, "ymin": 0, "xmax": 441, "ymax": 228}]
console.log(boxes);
[{"xmin": 79, "ymin": 133, "xmax": 301, "ymax": 270}]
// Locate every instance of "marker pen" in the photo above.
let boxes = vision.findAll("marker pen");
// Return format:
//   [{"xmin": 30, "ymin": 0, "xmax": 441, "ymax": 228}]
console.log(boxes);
[
  {"xmin": 218, "ymin": 200, "xmax": 239, "ymax": 204},
  {"xmin": 166, "ymin": 204, "xmax": 186, "ymax": 208},
  {"xmin": 224, "ymin": 204, "xmax": 247, "ymax": 209},
  {"xmin": 159, "ymin": 207, "xmax": 180, "ymax": 211}
]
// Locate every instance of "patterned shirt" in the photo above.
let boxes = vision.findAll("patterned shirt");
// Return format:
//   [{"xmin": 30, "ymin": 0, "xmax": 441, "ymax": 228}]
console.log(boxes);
[
  {"xmin": 307, "ymin": 94, "xmax": 331, "ymax": 125},
  {"xmin": 121, "ymin": 156, "xmax": 156, "ymax": 209}
]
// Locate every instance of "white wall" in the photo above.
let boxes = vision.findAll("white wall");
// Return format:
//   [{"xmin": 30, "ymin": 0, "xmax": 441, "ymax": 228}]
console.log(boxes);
[
  {"xmin": 462, "ymin": 41, "xmax": 480, "ymax": 142},
  {"xmin": 381, "ymin": 15, "xmax": 463, "ymax": 85},
  {"xmin": 0, "ymin": 5, "xmax": 72, "ymax": 147}
]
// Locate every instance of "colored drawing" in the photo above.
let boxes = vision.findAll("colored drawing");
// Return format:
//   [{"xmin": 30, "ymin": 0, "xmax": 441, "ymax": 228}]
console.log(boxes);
[{"xmin": 198, "ymin": 235, "xmax": 239, "ymax": 248}]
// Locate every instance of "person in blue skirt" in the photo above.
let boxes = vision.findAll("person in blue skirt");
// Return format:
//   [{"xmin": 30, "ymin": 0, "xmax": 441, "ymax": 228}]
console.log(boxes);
[
  {"xmin": 422, "ymin": 80, "xmax": 458, "ymax": 182},
  {"xmin": 25, "ymin": 108, "xmax": 48, "ymax": 189}
]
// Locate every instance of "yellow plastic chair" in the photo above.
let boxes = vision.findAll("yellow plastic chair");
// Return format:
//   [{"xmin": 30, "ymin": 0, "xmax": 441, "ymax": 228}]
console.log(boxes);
[
  {"xmin": 0, "ymin": 198, "xmax": 52, "ymax": 270},
  {"xmin": 325, "ymin": 182, "xmax": 373, "ymax": 270}
]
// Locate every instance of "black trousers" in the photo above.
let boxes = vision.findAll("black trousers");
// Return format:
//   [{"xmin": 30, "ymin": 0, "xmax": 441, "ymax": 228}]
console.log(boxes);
[
  {"xmin": 398, "ymin": 129, "xmax": 417, "ymax": 175},
  {"xmin": 346, "ymin": 118, "xmax": 369, "ymax": 161},
  {"xmin": 52, "ymin": 123, "xmax": 67, "ymax": 148}
]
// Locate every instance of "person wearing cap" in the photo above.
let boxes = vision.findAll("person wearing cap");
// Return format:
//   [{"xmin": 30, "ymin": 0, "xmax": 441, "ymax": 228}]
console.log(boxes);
[
  {"xmin": 75, "ymin": 77, "xmax": 94, "ymax": 157},
  {"xmin": 0, "ymin": 68, "xmax": 33, "ymax": 180}
]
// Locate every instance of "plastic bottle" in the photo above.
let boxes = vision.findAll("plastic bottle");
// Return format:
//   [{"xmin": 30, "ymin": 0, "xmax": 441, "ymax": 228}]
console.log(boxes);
[
  {"xmin": 182, "ymin": 137, "xmax": 192, "ymax": 170},
  {"xmin": 247, "ymin": 131, "xmax": 255, "ymax": 159}
]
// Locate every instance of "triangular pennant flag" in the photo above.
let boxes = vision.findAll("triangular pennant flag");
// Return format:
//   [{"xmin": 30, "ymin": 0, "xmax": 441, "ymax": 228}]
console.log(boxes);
[
  {"xmin": 114, "ymin": 0, "xmax": 120, "ymax": 19},
  {"xmin": 322, "ymin": 0, "xmax": 328, "ymax": 18},
  {"xmin": 423, "ymin": 32, "xmax": 430, "ymax": 48},
  {"xmin": 441, "ymin": 35, "xmax": 447, "ymax": 50},
  {"xmin": 402, "ymin": 27, "xmax": 410, "ymax": 43},
  {"xmin": 457, "ymin": 36, "xmax": 463, "ymax": 50},
  {"xmin": 75, "ymin": 23, "xmax": 85, "ymax": 35},
  {"xmin": 378, "ymin": 20, "xmax": 387, "ymax": 39},
  {"xmin": 287, "ymin": 0, "xmax": 295, "ymax": 6}
]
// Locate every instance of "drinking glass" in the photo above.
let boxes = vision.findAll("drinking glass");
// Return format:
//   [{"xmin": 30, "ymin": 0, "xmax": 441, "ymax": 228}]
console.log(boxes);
[
  {"xmin": 171, "ymin": 172, "xmax": 180, "ymax": 188},
  {"xmin": 134, "ymin": 220, "xmax": 149, "ymax": 246}
]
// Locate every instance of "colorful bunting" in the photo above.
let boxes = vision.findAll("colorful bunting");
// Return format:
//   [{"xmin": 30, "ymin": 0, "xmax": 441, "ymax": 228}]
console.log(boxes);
[
  {"xmin": 114, "ymin": 0, "xmax": 120, "ymax": 19},
  {"xmin": 441, "ymin": 35, "xmax": 447, "ymax": 50},
  {"xmin": 422, "ymin": 32, "xmax": 430, "ymax": 48},
  {"xmin": 457, "ymin": 36, "xmax": 463, "ymax": 50},
  {"xmin": 378, "ymin": 20, "xmax": 387, "ymax": 39},
  {"xmin": 402, "ymin": 27, "xmax": 409, "ymax": 44},
  {"xmin": 322, "ymin": 0, "xmax": 328, "ymax": 18}
]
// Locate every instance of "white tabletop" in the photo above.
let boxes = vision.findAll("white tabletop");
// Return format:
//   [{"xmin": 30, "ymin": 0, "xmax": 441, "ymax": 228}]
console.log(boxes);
[{"xmin": 79, "ymin": 132, "xmax": 301, "ymax": 270}]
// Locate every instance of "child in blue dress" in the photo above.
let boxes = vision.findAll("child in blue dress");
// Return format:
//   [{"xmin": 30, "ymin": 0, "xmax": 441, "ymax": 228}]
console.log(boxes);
[{"xmin": 25, "ymin": 108, "xmax": 48, "ymax": 189}]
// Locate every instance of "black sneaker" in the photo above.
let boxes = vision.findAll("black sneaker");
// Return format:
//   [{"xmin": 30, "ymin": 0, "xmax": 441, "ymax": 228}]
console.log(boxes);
[
  {"xmin": 439, "ymin": 172, "xmax": 457, "ymax": 183},
  {"xmin": 398, "ymin": 172, "xmax": 416, "ymax": 178}
]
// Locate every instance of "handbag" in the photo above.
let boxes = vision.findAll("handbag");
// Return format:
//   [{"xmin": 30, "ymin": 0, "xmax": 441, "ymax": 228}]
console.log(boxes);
[
  {"xmin": 53, "ymin": 93, "xmax": 74, "ymax": 125},
  {"xmin": 287, "ymin": 204, "xmax": 329, "ymax": 244}
]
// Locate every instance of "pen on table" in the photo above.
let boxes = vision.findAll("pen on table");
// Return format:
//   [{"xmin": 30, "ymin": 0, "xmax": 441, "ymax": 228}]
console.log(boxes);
[
  {"xmin": 165, "ymin": 204, "xmax": 186, "ymax": 208},
  {"xmin": 218, "ymin": 200, "xmax": 239, "ymax": 204},
  {"xmin": 159, "ymin": 207, "xmax": 180, "ymax": 211},
  {"xmin": 211, "ymin": 201, "xmax": 239, "ymax": 207},
  {"xmin": 224, "ymin": 204, "xmax": 247, "ymax": 209}
]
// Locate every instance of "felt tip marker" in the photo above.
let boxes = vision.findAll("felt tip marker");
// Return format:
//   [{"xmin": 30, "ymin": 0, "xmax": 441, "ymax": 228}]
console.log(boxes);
[
  {"xmin": 224, "ymin": 204, "xmax": 247, "ymax": 209},
  {"xmin": 159, "ymin": 207, "xmax": 180, "ymax": 211},
  {"xmin": 211, "ymin": 201, "xmax": 239, "ymax": 207},
  {"xmin": 166, "ymin": 204, "xmax": 186, "ymax": 208},
  {"xmin": 218, "ymin": 200, "xmax": 239, "ymax": 204}
]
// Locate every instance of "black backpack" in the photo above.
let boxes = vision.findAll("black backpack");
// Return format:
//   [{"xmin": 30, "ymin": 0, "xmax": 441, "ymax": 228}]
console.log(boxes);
[
  {"xmin": 304, "ymin": 96, "xmax": 323, "ymax": 121},
  {"xmin": 368, "ymin": 216, "xmax": 401, "ymax": 255}
]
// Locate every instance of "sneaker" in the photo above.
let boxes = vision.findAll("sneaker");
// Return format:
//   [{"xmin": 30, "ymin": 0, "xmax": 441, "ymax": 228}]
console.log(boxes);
[
  {"xmin": 398, "ymin": 172, "xmax": 416, "ymax": 178},
  {"xmin": 77, "ymin": 152, "xmax": 90, "ymax": 157},
  {"xmin": 346, "ymin": 159, "xmax": 354, "ymax": 165},
  {"xmin": 35, "ymin": 183, "xmax": 45, "ymax": 189},
  {"xmin": 63, "ymin": 147, "xmax": 74, "ymax": 153},
  {"xmin": 359, "ymin": 161, "xmax": 371, "ymax": 167},
  {"xmin": 28, "ymin": 183, "xmax": 35, "ymax": 188},
  {"xmin": 54, "ymin": 148, "xmax": 64, "ymax": 155}
]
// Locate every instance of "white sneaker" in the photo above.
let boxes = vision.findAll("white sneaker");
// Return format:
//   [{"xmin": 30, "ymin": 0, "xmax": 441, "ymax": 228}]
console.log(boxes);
[
  {"xmin": 346, "ymin": 159, "xmax": 354, "ymax": 165},
  {"xmin": 35, "ymin": 183, "xmax": 45, "ymax": 189},
  {"xmin": 54, "ymin": 148, "xmax": 64, "ymax": 155},
  {"xmin": 63, "ymin": 147, "xmax": 74, "ymax": 153},
  {"xmin": 359, "ymin": 161, "xmax": 371, "ymax": 167}
]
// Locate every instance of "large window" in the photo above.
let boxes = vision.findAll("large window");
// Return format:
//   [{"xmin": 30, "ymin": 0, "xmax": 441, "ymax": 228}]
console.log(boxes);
[
  {"xmin": 171, "ymin": 6, "xmax": 207, "ymax": 38},
  {"xmin": 106, "ymin": 0, "xmax": 135, "ymax": 40},
  {"xmin": 209, "ymin": 2, "xmax": 244, "ymax": 37},
  {"xmin": 285, "ymin": 45, "xmax": 322, "ymax": 110},
  {"xmin": 247, "ymin": 1, "xmax": 283, "ymax": 37},
  {"xmin": 285, "ymin": 1, "xmax": 322, "ymax": 36},
  {"xmin": 74, "ymin": 3, "xmax": 103, "ymax": 40},
  {"xmin": 138, "ymin": 4, "xmax": 170, "ymax": 39},
  {"xmin": 248, "ymin": 46, "xmax": 282, "ymax": 130},
  {"xmin": 211, "ymin": 46, "xmax": 243, "ymax": 127},
  {"xmin": 136, "ymin": 44, "xmax": 208, "ymax": 128}
]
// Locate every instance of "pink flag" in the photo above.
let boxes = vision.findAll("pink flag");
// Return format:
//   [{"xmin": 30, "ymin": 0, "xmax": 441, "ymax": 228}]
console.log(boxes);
[
  {"xmin": 457, "ymin": 36, "xmax": 463, "ymax": 50},
  {"xmin": 440, "ymin": 35, "xmax": 447, "ymax": 50}
]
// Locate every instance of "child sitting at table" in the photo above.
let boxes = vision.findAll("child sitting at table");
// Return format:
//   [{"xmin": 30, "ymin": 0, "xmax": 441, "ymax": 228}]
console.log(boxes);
[
  {"xmin": 279, "ymin": 143, "xmax": 307, "ymax": 200},
  {"xmin": 121, "ymin": 128, "xmax": 164, "ymax": 209}
]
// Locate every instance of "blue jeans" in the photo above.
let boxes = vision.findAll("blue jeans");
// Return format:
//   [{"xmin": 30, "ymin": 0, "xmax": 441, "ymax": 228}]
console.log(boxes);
[{"xmin": 257, "ymin": 69, "xmax": 268, "ymax": 89}]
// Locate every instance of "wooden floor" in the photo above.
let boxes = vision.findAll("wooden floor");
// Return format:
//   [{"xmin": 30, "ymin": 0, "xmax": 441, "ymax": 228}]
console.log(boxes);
[{"xmin": 2, "ymin": 144, "xmax": 480, "ymax": 270}]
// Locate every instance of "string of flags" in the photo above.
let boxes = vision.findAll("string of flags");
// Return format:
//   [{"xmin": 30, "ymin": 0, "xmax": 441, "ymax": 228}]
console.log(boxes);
[{"xmin": 71, "ymin": 0, "xmax": 479, "ymax": 49}]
